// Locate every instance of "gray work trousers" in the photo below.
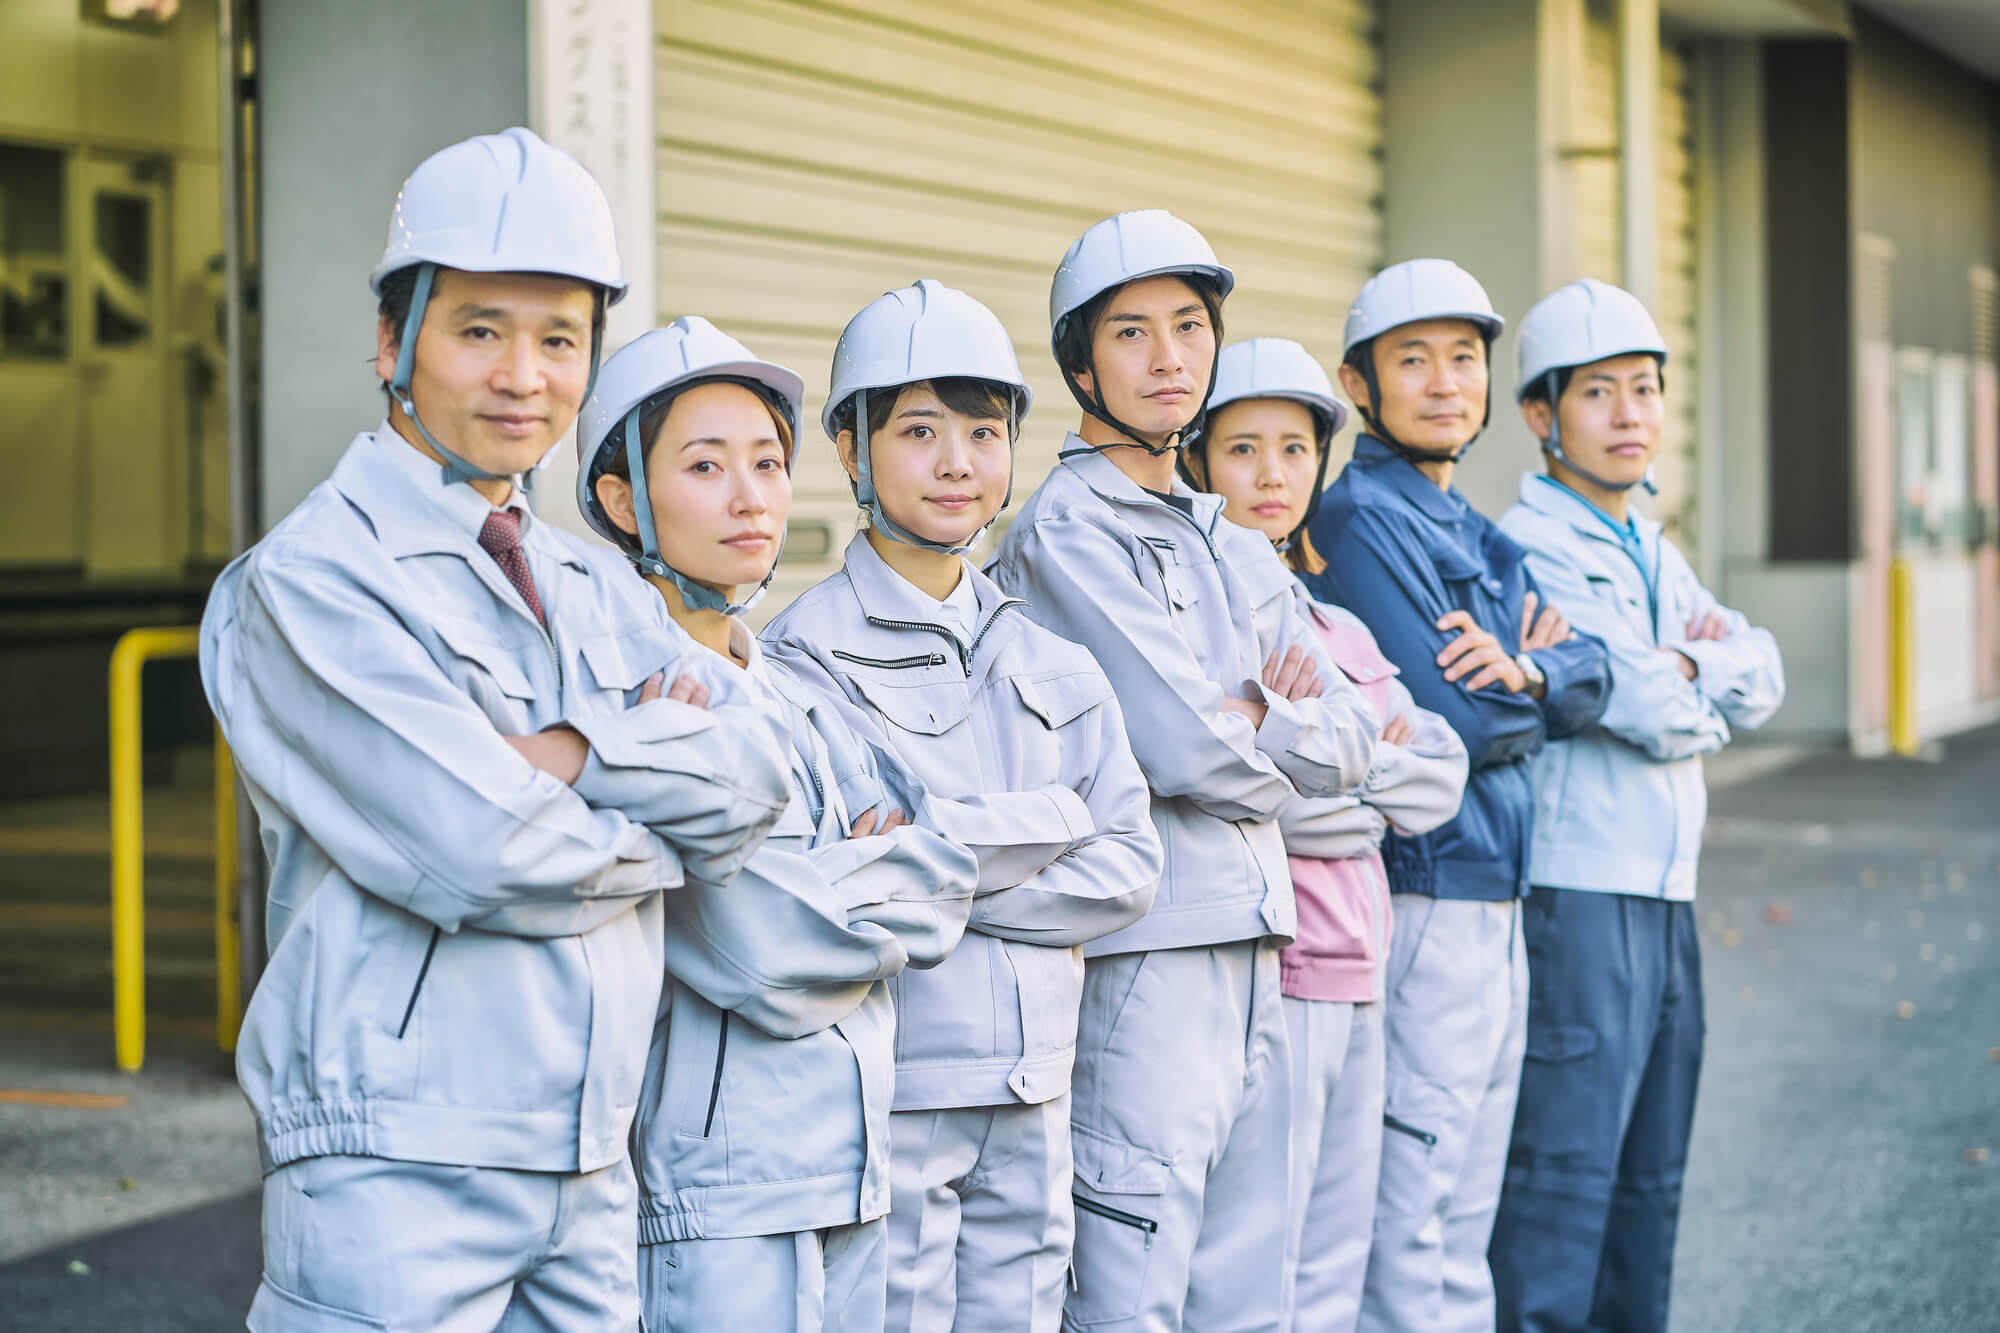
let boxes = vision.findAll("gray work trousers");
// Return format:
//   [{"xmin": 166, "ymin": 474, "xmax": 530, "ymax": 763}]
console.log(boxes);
[
  {"xmin": 1359, "ymin": 896, "xmax": 1529, "ymax": 1333},
  {"xmin": 1065, "ymin": 939, "xmax": 1293, "ymax": 1333},
  {"xmin": 248, "ymin": 1153, "xmax": 638, "ymax": 1332},
  {"xmin": 639, "ymin": 1219, "xmax": 886, "ymax": 1333}
]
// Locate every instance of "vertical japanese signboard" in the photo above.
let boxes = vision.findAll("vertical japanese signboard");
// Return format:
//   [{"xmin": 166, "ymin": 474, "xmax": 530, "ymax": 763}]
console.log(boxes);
[{"xmin": 530, "ymin": 0, "xmax": 656, "ymax": 537}]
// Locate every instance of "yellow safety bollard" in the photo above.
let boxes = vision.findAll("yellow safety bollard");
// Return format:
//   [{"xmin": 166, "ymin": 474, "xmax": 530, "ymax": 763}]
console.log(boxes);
[
  {"xmin": 1889, "ymin": 557, "xmax": 1919, "ymax": 757},
  {"xmin": 109, "ymin": 627, "xmax": 239, "ymax": 1072}
]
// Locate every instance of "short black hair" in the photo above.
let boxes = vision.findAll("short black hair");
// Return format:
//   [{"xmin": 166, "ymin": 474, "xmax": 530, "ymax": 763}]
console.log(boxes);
[
  {"xmin": 1053, "ymin": 272, "xmax": 1226, "ymax": 387},
  {"xmin": 1516, "ymin": 367, "xmax": 1570, "ymax": 407},
  {"xmin": 831, "ymin": 376, "xmax": 1020, "ymax": 441}
]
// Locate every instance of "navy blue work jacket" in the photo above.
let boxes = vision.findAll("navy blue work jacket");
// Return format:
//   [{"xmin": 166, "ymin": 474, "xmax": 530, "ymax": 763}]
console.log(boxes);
[{"xmin": 1304, "ymin": 436, "xmax": 1611, "ymax": 900}]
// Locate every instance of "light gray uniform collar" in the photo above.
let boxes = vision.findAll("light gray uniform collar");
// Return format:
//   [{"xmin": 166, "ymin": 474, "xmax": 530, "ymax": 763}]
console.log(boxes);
[
  {"xmin": 1059, "ymin": 436, "xmax": 1227, "ymax": 539},
  {"xmin": 333, "ymin": 425, "xmax": 587, "ymax": 574},
  {"xmin": 839, "ymin": 534, "xmax": 1023, "ymax": 671}
]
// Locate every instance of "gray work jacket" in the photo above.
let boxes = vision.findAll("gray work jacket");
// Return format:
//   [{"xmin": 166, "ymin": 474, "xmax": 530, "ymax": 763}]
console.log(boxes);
[
  {"xmin": 764, "ymin": 535, "xmax": 1162, "ymax": 1110},
  {"xmin": 988, "ymin": 443, "xmax": 1380, "ymax": 955},
  {"xmin": 634, "ymin": 632, "xmax": 978, "ymax": 1242},
  {"xmin": 200, "ymin": 426, "xmax": 790, "ymax": 1175}
]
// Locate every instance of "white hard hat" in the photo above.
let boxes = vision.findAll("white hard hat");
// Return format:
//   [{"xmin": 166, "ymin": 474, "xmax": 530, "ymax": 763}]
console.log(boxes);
[
  {"xmin": 1341, "ymin": 258, "xmax": 1503, "ymax": 363},
  {"xmin": 826, "ymin": 279, "xmax": 1031, "ymax": 556},
  {"xmin": 824, "ymin": 279, "xmax": 1030, "ymax": 439},
  {"xmin": 1049, "ymin": 209, "xmax": 1236, "ymax": 340},
  {"xmin": 1515, "ymin": 278, "xmax": 1669, "ymax": 399},
  {"xmin": 1207, "ymin": 338, "xmax": 1350, "ymax": 440},
  {"xmin": 371, "ymin": 126, "xmax": 627, "ymax": 301},
  {"xmin": 576, "ymin": 317, "xmax": 804, "ymax": 616}
]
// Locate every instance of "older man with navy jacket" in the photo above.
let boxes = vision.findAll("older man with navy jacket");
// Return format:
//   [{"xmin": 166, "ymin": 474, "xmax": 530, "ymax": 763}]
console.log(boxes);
[
  {"xmin": 1488, "ymin": 279, "xmax": 1785, "ymax": 1333},
  {"xmin": 1305, "ymin": 259, "xmax": 1611, "ymax": 1333}
]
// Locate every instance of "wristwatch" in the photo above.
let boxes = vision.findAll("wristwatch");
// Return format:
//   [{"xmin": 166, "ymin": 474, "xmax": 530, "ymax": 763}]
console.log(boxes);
[{"xmin": 1514, "ymin": 651, "xmax": 1546, "ymax": 697}]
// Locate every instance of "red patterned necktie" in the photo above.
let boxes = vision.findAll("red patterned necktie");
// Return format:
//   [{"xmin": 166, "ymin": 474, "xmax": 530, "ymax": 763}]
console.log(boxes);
[{"xmin": 477, "ymin": 509, "xmax": 546, "ymax": 627}]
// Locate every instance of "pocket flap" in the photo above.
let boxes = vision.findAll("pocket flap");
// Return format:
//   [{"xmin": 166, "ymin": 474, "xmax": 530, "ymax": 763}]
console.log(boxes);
[
  {"xmin": 429, "ymin": 615, "xmax": 534, "ymax": 699},
  {"xmin": 1070, "ymin": 1122, "xmax": 1170, "ymax": 1196},
  {"xmin": 249, "ymin": 1278, "xmax": 388, "ymax": 1331},
  {"xmin": 578, "ymin": 625, "xmax": 679, "ymax": 692},
  {"xmin": 1431, "ymin": 548, "xmax": 1486, "ymax": 584},
  {"xmin": 1011, "ymin": 670, "xmax": 1113, "ymax": 730},
  {"xmin": 1163, "ymin": 565, "xmax": 1201, "ymax": 611},
  {"xmin": 1524, "ymin": 1023, "xmax": 1598, "ymax": 1064},
  {"xmin": 848, "ymin": 673, "xmax": 970, "ymax": 737}
]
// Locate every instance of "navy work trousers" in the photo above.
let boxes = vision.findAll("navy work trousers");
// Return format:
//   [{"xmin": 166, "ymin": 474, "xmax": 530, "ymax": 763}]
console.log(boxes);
[{"xmin": 1489, "ymin": 889, "xmax": 1704, "ymax": 1333}]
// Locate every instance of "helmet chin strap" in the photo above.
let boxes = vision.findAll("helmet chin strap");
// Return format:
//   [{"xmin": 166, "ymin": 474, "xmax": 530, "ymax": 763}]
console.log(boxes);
[
  {"xmin": 1540, "ymin": 370, "xmax": 1658, "ymax": 496},
  {"xmin": 1350, "ymin": 339, "xmax": 1492, "ymax": 469},
  {"xmin": 852, "ymin": 387, "xmax": 1015, "ymax": 558},
  {"xmin": 623, "ymin": 404, "xmax": 780, "ymax": 618},
  {"xmin": 391, "ymin": 261, "xmax": 610, "ymax": 490},
  {"xmin": 1057, "ymin": 330, "xmax": 1221, "ymax": 463}
]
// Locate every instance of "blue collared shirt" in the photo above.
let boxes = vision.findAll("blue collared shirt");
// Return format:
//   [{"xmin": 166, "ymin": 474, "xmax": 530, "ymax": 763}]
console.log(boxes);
[
  {"xmin": 1531, "ymin": 473, "xmax": 1655, "ymax": 610},
  {"xmin": 1303, "ymin": 436, "xmax": 1611, "ymax": 900}
]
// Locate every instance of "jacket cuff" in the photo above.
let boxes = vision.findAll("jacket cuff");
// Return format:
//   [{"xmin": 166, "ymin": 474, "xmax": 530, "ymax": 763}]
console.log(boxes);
[
  {"xmin": 1678, "ymin": 639, "xmax": 1743, "ymax": 700},
  {"xmin": 1043, "ymin": 784, "xmax": 1096, "ymax": 847},
  {"xmin": 1250, "ymin": 682, "xmax": 1310, "ymax": 764}
]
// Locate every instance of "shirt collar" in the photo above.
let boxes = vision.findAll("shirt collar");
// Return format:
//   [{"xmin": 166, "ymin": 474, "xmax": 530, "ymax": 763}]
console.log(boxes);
[
  {"xmin": 1059, "ymin": 437, "xmax": 1225, "ymax": 533},
  {"xmin": 1520, "ymin": 471, "xmax": 1658, "ymax": 548},
  {"xmin": 842, "ymin": 531, "xmax": 1003, "ymax": 638},
  {"xmin": 332, "ymin": 423, "xmax": 585, "ymax": 571},
  {"xmin": 1347, "ymin": 434, "xmax": 1469, "ymax": 524},
  {"xmin": 372, "ymin": 419, "xmax": 524, "ymax": 538}
]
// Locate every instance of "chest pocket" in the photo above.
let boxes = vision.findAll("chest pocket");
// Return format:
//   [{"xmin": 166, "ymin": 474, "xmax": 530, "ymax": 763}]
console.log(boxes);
[
  {"xmin": 1006, "ymin": 670, "xmax": 1111, "ymax": 785},
  {"xmin": 577, "ymin": 625, "xmax": 679, "ymax": 697},
  {"xmin": 1328, "ymin": 637, "xmax": 1398, "ymax": 726},
  {"xmin": 429, "ymin": 615, "xmax": 537, "ymax": 720},
  {"xmin": 1163, "ymin": 565, "xmax": 1201, "ymax": 613},
  {"xmin": 1011, "ymin": 670, "xmax": 1113, "ymax": 730},
  {"xmin": 847, "ymin": 671, "xmax": 971, "ymax": 736},
  {"xmin": 1433, "ymin": 549, "xmax": 1515, "ymax": 651}
]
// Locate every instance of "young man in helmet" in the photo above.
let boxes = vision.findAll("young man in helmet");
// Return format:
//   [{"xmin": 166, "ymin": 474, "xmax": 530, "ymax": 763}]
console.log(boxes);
[
  {"xmin": 576, "ymin": 316, "xmax": 979, "ymax": 1333},
  {"xmin": 1180, "ymin": 337, "xmax": 1471, "ymax": 1333},
  {"xmin": 764, "ymin": 279, "xmax": 1163, "ymax": 1333},
  {"xmin": 199, "ymin": 128, "xmax": 793, "ymax": 1332},
  {"xmin": 1489, "ymin": 279, "xmax": 1784, "ymax": 1333},
  {"xmin": 990, "ymin": 212, "xmax": 1380, "ymax": 1332},
  {"xmin": 1304, "ymin": 258, "xmax": 1611, "ymax": 1333}
]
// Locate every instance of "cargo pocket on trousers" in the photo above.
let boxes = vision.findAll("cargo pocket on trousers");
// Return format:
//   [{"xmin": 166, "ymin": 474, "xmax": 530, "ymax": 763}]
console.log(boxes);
[
  {"xmin": 1509, "ymin": 1023, "xmax": 1602, "ymax": 1171},
  {"xmin": 1068, "ymin": 1122, "xmax": 1170, "ymax": 1325},
  {"xmin": 247, "ymin": 1277, "xmax": 388, "ymax": 1331},
  {"xmin": 1374, "ymin": 1070, "xmax": 1458, "ymax": 1221}
]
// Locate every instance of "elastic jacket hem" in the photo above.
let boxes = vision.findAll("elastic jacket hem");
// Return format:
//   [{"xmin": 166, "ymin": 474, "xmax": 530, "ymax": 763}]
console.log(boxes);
[
  {"xmin": 637, "ymin": 1168, "xmax": 876, "ymax": 1244},
  {"xmin": 889, "ymin": 1046, "xmax": 1075, "ymax": 1111},
  {"xmin": 1080, "ymin": 894, "xmax": 1287, "ymax": 959},
  {"xmin": 257, "ymin": 1095, "xmax": 625, "ymax": 1175}
]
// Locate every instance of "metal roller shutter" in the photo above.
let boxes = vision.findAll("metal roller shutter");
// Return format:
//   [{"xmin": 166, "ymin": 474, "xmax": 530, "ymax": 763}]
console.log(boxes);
[
  {"xmin": 1576, "ymin": 6, "xmax": 1700, "ymax": 546},
  {"xmin": 653, "ymin": 0, "xmax": 1384, "ymax": 613}
]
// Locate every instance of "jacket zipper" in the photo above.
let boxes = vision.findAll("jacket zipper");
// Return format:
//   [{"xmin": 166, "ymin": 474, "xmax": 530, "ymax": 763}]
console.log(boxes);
[
  {"xmin": 1383, "ymin": 1111, "xmax": 1438, "ymax": 1146},
  {"xmin": 701, "ymin": 1014, "xmax": 729, "ymax": 1136},
  {"xmin": 831, "ymin": 649, "xmax": 947, "ymax": 670},
  {"xmin": 1072, "ymin": 1194, "xmax": 1159, "ymax": 1248},
  {"xmin": 965, "ymin": 599, "xmax": 1026, "ymax": 668},
  {"xmin": 863, "ymin": 597, "xmax": 1025, "ymax": 677},
  {"xmin": 474, "ymin": 550, "xmax": 563, "ymax": 691},
  {"xmin": 395, "ymin": 927, "xmax": 441, "ymax": 1039}
]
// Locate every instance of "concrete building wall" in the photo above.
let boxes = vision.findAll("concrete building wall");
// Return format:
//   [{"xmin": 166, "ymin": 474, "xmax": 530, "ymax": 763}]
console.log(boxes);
[
  {"xmin": 257, "ymin": 0, "xmax": 528, "ymax": 526},
  {"xmin": 1377, "ymin": 0, "xmax": 1551, "ymax": 521}
]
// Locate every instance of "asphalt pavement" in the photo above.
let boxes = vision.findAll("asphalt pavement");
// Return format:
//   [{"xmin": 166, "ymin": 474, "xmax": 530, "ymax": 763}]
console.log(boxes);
[{"xmin": 1, "ymin": 733, "xmax": 1995, "ymax": 1332}]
